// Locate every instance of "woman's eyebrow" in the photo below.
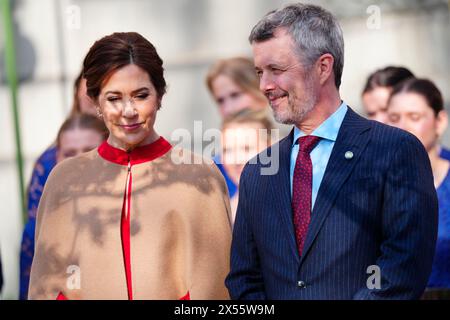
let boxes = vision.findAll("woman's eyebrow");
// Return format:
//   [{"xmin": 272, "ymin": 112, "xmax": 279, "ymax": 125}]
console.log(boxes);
[{"xmin": 131, "ymin": 87, "xmax": 150, "ymax": 94}]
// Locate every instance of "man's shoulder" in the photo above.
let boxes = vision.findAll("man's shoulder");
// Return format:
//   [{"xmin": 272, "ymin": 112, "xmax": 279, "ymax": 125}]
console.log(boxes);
[
  {"xmin": 345, "ymin": 107, "xmax": 416, "ymax": 143},
  {"xmin": 345, "ymin": 109, "xmax": 427, "ymax": 163},
  {"xmin": 366, "ymin": 118, "xmax": 423, "ymax": 150}
]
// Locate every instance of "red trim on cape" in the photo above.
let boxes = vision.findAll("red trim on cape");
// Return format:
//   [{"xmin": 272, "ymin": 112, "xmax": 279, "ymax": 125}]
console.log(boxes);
[
  {"xmin": 98, "ymin": 136, "xmax": 172, "ymax": 166},
  {"xmin": 121, "ymin": 165, "xmax": 133, "ymax": 300},
  {"xmin": 179, "ymin": 291, "xmax": 190, "ymax": 300},
  {"xmin": 55, "ymin": 137, "xmax": 183, "ymax": 301},
  {"xmin": 56, "ymin": 292, "xmax": 67, "ymax": 300},
  {"xmin": 56, "ymin": 291, "xmax": 190, "ymax": 300}
]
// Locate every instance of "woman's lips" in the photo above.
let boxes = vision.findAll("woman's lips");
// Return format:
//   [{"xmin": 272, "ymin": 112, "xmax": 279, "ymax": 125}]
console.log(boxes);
[{"xmin": 118, "ymin": 122, "xmax": 144, "ymax": 131}]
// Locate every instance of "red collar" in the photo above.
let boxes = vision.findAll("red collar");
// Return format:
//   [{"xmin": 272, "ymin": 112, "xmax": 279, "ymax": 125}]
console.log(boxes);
[{"xmin": 98, "ymin": 137, "xmax": 172, "ymax": 166}]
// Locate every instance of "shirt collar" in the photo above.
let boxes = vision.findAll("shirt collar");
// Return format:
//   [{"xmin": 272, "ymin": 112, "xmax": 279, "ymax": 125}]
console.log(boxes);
[
  {"xmin": 98, "ymin": 136, "xmax": 172, "ymax": 166},
  {"xmin": 293, "ymin": 101, "xmax": 348, "ymax": 146}
]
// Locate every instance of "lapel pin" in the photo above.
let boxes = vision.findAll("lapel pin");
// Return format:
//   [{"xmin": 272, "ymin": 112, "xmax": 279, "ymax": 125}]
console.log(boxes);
[{"xmin": 345, "ymin": 151, "xmax": 354, "ymax": 160}]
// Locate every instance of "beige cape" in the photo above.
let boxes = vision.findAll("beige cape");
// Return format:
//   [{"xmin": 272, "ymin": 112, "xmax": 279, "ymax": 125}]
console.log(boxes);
[{"xmin": 28, "ymin": 144, "xmax": 232, "ymax": 300}]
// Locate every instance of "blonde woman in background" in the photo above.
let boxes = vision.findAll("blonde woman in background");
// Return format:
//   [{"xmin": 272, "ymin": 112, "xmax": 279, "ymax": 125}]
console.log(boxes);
[
  {"xmin": 221, "ymin": 109, "xmax": 275, "ymax": 224},
  {"xmin": 206, "ymin": 57, "xmax": 268, "ymax": 118}
]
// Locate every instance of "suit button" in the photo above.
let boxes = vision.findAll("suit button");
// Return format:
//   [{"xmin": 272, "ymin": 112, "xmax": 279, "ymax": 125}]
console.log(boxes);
[{"xmin": 297, "ymin": 281, "xmax": 306, "ymax": 288}]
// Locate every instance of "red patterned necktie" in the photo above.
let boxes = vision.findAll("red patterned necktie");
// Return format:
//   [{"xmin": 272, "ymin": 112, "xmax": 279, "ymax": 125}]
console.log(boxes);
[{"xmin": 292, "ymin": 135, "xmax": 321, "ymax": 257}]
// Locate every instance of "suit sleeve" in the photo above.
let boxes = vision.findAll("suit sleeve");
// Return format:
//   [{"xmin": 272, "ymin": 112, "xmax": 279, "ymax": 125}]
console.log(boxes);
[
  {"xmin": 353, "ymin": 133, "xmax": 438, "ymax": 299},
  {"xmin": 225, "ymin": 166, "xmax": 267, "ymax": 300}
]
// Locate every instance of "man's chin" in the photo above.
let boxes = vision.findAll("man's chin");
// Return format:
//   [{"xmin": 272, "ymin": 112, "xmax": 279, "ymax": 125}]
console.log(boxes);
[
  {"xmin": 270, "ymin": 103, "xmax": 290, "ymax": 124},
  {"xmin": 273, "ymin": 111, "xmax": 296, "ymax": 125}
]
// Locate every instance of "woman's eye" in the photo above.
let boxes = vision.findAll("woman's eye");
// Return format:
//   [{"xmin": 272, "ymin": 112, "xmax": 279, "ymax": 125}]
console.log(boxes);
[
  {"xmin": 107, "ymin": 97, "xmax": 120, "ymax": 102},
  {"xmin": 136, "ymin": 93, "xmax": 149, "ymax": 100},
  {"xmin": 63, "ymin": 151, "xmax": 76, "ymax": 158},
  {"xmin": 230, "ymin": 92, "xmax": 241, "ymax": 99},
  {"xmin": 388, "ymin": 114, "xmax": 399, "ymax": 123}
]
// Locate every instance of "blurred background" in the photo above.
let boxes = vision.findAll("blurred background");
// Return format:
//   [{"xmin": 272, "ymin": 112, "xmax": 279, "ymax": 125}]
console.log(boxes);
[{"xmin": 0, "ymin": 0, "xmax": 449, "ymax": 299}]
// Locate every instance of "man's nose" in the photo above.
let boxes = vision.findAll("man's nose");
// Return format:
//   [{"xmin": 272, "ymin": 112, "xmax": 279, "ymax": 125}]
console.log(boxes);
[{"xmin": 259, "ymin": 72, "xmax": 275, "ymax": 93}]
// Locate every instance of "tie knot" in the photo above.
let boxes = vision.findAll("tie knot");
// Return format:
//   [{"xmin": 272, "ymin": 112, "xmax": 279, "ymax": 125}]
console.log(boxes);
[{"xmin": 297, "ymin": 135, "xmax": 321, "ymax": 154}]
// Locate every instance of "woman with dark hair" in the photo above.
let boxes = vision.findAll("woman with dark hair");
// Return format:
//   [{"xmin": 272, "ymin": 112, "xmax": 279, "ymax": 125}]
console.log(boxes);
[
  {"xmin": 387, "ymin": 78, "xmax": 450, "ymax": 297},
  {"xmin": 26, "ymin": 70, "xmax": 96, "ymax": 221},
  {"xmin": 19, "ymin": 69, "xmax": 97, "ymax": 300},
  {"xmin": 29, "ymin": 32, "xmax": 231, "ymax": 300},
  {"xmin": 362, "ymin": 66, "xmax": 414, "ymax": 124},
  {"xmin": 70, "ymin": 71, "xmax": 98, "ymax": 117}
]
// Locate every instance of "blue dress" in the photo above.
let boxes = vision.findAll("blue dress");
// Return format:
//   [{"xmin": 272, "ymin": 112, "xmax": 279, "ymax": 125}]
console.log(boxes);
[
  {"xmin": 440, "ymin": 147, "xmax": 450, "ymax": 161},
  {"xmin": 213, "ymin": 155, "xmax": 237, "ymax": 198},
  {"xmin": 428, "ymin": 169, "xmax": 450, "ymax": 289},
  {"xmin": 19, "ymin": 145, "xmax": 57, "ymax": 300}
]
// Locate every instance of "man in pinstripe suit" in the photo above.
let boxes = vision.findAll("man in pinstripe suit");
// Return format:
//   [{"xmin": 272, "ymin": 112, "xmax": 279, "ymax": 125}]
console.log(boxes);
[{"xmin": 225, "ymin": 3, "xmax": 438, "ymax": 300}]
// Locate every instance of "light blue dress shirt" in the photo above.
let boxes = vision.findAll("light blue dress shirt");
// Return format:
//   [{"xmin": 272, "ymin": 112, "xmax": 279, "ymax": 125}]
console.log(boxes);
[{"xmin": 290, "ymin": 102, "xmax": 348, "ymax": 209}]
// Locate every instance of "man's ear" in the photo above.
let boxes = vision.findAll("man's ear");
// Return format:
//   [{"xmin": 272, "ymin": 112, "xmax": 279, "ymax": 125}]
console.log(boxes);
[{"xmin": 316, "ymin": 53, "xmax": 334, "ymax": 86}]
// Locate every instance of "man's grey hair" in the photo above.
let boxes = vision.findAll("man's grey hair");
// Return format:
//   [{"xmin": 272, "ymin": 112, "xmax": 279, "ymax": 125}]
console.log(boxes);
[{"xmin": 249, "ymin": 3, "xmax": 344, "ymax": 88}]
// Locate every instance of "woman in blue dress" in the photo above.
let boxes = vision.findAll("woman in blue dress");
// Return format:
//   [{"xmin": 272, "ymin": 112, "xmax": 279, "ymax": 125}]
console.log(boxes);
[
  {"xmin": 387, "ymin": 78, "xmax": 450, "ymax": 298},
  {"xmin": 19, "ymin": 72, "xmax": 97, "ymax": 299}
]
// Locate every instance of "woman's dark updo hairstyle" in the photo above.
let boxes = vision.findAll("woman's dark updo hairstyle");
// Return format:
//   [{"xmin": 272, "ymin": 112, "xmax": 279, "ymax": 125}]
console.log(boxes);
[
  {"xmin": 390, "ymin": 78, "xmax": 444, "ymax": 116},
  {"xmin": 82, "ymin": 32, "xmax": 166, "ymax": 105}
]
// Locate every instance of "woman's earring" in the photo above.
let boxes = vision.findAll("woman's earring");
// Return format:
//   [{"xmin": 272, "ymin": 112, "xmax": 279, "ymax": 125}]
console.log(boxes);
[{"xmin": 96, "ymin": 108, "xmax": 103, "ymax": 118}]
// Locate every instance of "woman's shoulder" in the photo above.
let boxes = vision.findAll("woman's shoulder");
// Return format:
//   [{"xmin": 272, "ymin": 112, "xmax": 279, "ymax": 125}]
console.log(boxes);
[
  {"xmin": 162, "ymin": 147, "xmax": 227, "ymax": 191},
  {"xmin": 167, "ymin": 147, "xmax": 222, "ymax": 175},
  {"xmin": 45, "ymin": 149, "xmax": 100, "ymax": 187}
]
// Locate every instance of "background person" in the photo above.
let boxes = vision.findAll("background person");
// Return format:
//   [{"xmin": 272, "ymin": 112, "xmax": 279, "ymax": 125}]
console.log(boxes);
[
  {"xmin": 19, "ymin": 114, "xmax": 107, "ymax": 299},
  {"xmin": 362, "ymin": 66, "xmax": 414, "ymax": 124},
  {"xmin": 387, "ymin": 78, "xmax": 450, "ymax": 298},
  {"xmin": 221, "ymin": 109, "xmax": 274, "ymax": 224},
  {"xmin": 206, "ymin": 57, "xmax": 270, "ymax": 199}
]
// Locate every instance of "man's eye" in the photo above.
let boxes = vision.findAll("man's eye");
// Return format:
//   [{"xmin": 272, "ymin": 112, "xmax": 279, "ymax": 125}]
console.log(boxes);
[
  {"xmin": 271, "ymin": 67, "xmax": 283, "ymax": 74},
  {"xmin": 410, "ymin": 114, "xmax": 421, "ymax": 121},
  {"xmin": 255, "ymin": 70, "xmax": 263, "ymax": 78}
]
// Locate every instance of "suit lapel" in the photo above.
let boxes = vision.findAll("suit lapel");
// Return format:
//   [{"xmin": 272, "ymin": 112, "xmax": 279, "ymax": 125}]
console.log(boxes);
[
  {"xmin": 271, "ymin": 129, "xmax": 301, "ymax": 263},
  {"xmin": 299, "ymin": 108, "xmax": 372, "ymax": 266}
]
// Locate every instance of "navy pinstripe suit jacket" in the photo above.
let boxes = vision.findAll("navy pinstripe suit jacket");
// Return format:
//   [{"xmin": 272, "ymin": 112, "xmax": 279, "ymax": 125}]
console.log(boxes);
[{"xmin": 225, "ymin": 107, "xmax": 438, "ymax": 300}]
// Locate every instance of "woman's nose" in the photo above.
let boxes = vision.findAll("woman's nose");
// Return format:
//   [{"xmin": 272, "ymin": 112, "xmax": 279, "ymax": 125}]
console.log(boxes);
[{"xmin": 122, "ymin": 99, "xmax": 137, "ymax": 118}]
